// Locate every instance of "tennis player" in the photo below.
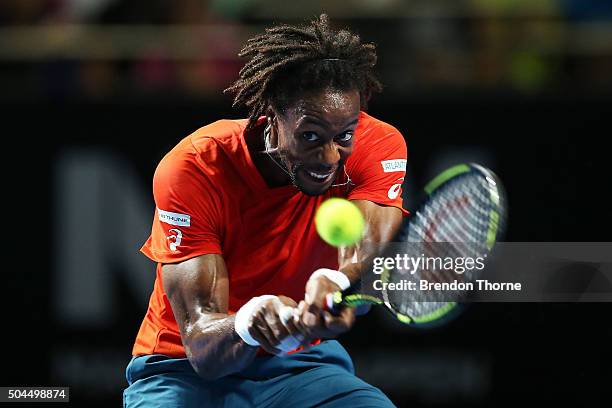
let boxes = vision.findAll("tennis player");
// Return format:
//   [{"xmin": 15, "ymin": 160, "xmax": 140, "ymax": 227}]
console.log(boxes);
[{"xmin": 124, "ymin": 15, "xmax": 408, "ymax": 407}]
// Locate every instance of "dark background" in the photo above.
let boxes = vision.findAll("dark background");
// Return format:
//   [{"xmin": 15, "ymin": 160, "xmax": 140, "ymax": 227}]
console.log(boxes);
[{"xmin": 3, "ymin": 1, "xmax": 612, "ymax": 407}]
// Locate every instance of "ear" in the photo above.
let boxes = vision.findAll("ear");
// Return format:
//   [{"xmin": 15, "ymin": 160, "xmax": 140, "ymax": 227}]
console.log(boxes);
[
  {"xmin": 266, "ymin": 105, "xmax": 280, "ymax": 127},
  {"xmin": 265, "ymin": 106, "xmax": 277, "ymax": 126}
]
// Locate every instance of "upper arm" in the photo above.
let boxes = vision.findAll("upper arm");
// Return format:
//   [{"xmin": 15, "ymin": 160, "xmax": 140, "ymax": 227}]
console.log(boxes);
[
  {"xmin": 354, "ymin": 200, "xmax": 403, "ymax": 243},
  {"xmin": 347, "ymin": 124, "xmax": 409, "ymax": 215},
  {"xmin": 142, "ymin": 148, "xmax": 223, "ymax": 264},
  {"xmin": 162, "ymin": 254, "xmax": 259, "ymax": 380},
  {"xmin": 162, "ymin": 254, "xmax": 229, "ymax": 340}
]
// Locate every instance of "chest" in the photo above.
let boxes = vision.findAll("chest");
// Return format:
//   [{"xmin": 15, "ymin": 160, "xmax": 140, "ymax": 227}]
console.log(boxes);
[{"xmin": 217, "ymin": 186, "xmax": 341, "ymax": 303}]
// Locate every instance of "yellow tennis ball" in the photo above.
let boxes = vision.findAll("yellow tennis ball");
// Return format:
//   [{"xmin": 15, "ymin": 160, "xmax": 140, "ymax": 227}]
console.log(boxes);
[{"xmin": 315, "ymin": 198, "xmax": 365, "ymax": 247}]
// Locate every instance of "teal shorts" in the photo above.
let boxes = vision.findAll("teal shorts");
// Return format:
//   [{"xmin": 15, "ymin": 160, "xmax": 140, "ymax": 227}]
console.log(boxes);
[{"xmin": 123, "ymin": 340, "xmax": 395, "ymax": 407}]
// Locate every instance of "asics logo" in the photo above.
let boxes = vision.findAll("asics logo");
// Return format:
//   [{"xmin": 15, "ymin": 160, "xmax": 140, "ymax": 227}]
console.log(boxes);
[
  {"xmin": 167, "ymin": 229, "xmax": 183, "ymax": 251},
  {"xmin": 387, "ymin": 183, "xmax": 402, "ymax": 200}
]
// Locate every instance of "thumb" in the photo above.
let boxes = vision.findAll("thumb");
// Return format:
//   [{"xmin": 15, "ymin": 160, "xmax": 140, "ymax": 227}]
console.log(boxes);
[{"xmin": 277, "ymin": 295, "xmax": 298, "ymax": 308}]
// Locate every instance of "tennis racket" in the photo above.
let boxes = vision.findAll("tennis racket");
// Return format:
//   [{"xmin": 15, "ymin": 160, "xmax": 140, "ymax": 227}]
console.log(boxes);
[{"xmin": 326, "ymin": 163, "xmax": 507, "ymax": 327}]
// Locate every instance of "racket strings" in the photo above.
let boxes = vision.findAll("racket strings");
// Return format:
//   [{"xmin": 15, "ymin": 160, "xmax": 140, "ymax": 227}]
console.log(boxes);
[
  {"xmin": 415, "ymin": 184, "xmax": 489, "ymax": 238},
  {"xmin": 419, "ymin": 178, "xmax": 492, "ymax": 243},
  {"xmin": 404, "ymin": 181, "xmax": 490, "ymax": 270},
  {"xmin": 385, "ymin": 172, "xmax": 503, "ymax": 318},
  {"xmin": 418, "ymin": 184, "xmax": 491, "ymax": 252}
]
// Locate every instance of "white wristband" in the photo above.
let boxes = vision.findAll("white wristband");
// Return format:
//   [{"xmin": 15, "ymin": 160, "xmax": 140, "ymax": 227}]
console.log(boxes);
[
  {"xmin": 235, "ymin": 296, "xmax": 303, "ymax": 353},
  {"xmin": 234, "ymin": 295, "xmax": 277, "ymax": 346},
  {"xmin": 309, "ymin": 268, "xmax": 351, "ymax": 291}
]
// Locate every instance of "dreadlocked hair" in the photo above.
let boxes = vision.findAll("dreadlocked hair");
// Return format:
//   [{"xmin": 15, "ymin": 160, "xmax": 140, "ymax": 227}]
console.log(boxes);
[{"xmin": 224, "ymin": 14, "xmax": 383, "ymax": 129}]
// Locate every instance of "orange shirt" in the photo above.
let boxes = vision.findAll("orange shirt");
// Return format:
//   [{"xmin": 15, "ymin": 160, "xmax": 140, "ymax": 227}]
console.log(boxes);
[{"xmin": 132, "ymin": 111, "xmax": 408, "ymax": 357}]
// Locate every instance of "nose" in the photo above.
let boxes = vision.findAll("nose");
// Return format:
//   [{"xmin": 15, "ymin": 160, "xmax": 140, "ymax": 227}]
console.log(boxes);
[{"xmin": 316, "ymin": 142, "xmax": 341, "ymax": 167}]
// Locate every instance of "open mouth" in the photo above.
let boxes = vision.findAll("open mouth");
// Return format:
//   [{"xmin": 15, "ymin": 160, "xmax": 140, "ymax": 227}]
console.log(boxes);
[{"xmin": 302, "ymin": 168, "xmax": 336, "ymax": 184}]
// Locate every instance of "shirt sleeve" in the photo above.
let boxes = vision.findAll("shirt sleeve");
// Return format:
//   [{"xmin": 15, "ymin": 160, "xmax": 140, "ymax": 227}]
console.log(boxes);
[
  {"xmin": 347, "ymin": 124, "xmax": 409, "ymax": 216},
  {"xmin": 141, "ymin": 146, "xmax": 223, "ymax": 264}
]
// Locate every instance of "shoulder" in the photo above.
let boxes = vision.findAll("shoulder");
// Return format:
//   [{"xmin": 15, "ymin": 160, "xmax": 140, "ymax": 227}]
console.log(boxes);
[
  {"xmin": 154, "ymin": 118, "xmax": 247, "ymax": 187},
  {"xmin": 357, "ymin": 111, "xmax": 402, "ymax": 134},
  {"xmin": 160, "ymin": 118, "xmax": 247, "ymax": 169},
  {"xmin": 189, "ymin": 118, "xmax": 248, "ymax": 156},
  {"xmin": 353, "ymin": 111, "xmax": 407, "ymax": 153}
]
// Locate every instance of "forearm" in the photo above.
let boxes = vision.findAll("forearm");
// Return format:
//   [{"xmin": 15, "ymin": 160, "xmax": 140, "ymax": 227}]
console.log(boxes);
[
  {"xmin": 338, "ymin": 239, "xmax": 379, "ymax": 283},
  {"xmin": 338, "ymin": 261, "xmax": 363, "ymax": 283},
  {"xmin": 338, "ymin": 202, "xmax": 403, "ymax": 283},
  {"xmin": 184, "ymin": 314, "xmax": 258, "ymax": 380}
]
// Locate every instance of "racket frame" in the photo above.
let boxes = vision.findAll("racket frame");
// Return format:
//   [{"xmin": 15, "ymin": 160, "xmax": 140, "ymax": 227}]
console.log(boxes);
[{"xmin": 327, "ymin": 162, "xmax": 506, "ymax": 326}]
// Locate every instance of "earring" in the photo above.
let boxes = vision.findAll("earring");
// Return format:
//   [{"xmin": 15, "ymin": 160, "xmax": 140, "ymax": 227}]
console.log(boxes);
[{"xmin": 264, "ymin": 121, "xmax": 276, "ymax": 153}]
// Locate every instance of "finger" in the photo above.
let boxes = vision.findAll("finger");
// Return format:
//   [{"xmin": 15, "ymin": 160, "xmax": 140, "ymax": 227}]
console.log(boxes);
[
  {"xmin": 273, "ymin": 305, "xmax": 308, "ymax": 353},
  {"xmin": 301, "ymin": 295, "xmax": 322, "ymax": 329},
  {"xmin": 266, "ymin": 299, "xmax": 292, "ymax": 340},
  {"xmin": 322, "ymin": 308, "xmax": 355, "ymax": 334},
  {"xmin": 280, "ymin": 306, "xmax": 305, "ymax": 336},
  {"xmin": 295, "ymin": 301, "xmax": 317, "ymax": 337},
  {"xmin": 262, "ymin": 310, "xmax": 290, "ymax": 344},
  {"xmin": 283, "ymin": 312, "xmax": 310, "ymax": 347},
  {"xmin": 298, "ymin": 310, "xmax": 328, "ymax": 339},
  {"xmin": 339, "ymin": 306, "xmax": 356, "ymax": 327},
  {"xmin": 279, "ymin": 306, "xmax": 310, "ymax": 348},
  {"xmin": 322, "ymin": 311, "xmax": 345, "ymax": 333},
  {"xmin": 285, "ymin": 322, "xmax": 311, "ymax": 350},
  {"xmin": 292, "ymin": 301, "xmax": 316, "ymax": 341},
  {"xmin": 277, "ymin": 295, "xmax": 298, "ymax": 308},
  {"xmin": 304, "ymin": 279, "xmax": 324, "ymax": 312},
  {"xmin": 250, "ymin": 321, "xmax": 281, "ymax": 355},
  {"xmin": 305, "ymin": 283, "xmax": 326, "ymax": 312},
  {"xmin": 278, "ymin": 305, "xmax": 294, "ymax": 327},
  {"xmin": 301, "ymin": 308, "xmax": 321, "ymax": 330},
  {"xmin": 253, "ymin": 308, "xmax": 285, "ymax": 348}
]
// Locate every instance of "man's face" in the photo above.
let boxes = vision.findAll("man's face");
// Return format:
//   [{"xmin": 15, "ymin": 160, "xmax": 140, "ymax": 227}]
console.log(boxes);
[{"xmin": 273, "ymin": 88, "xmax": 360, "ymax": 196}]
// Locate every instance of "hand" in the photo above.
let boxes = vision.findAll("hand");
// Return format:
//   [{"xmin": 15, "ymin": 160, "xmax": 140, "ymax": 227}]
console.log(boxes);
[
  {"xmin": 245, "ymin": 295, "xmax": 310, "ymax": 354},
  {"xmin": 299, "ymin": 274, "xmax": 356, "ymax": 339}
]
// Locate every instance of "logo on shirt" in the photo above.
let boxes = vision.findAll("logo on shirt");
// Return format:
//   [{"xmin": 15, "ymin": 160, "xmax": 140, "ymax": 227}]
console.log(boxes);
[
  {"xmin": 167, "ymin": 228, "xmax": 183, "ymax": 251},
  {"xmin": 381, "ymin": 159, "xmax": 407, "ymax": 173},
  {"xmin": 388, "ymin": 183, "xmax": 402, "ymax": 200},
  {"xmin": 158, "ymin": 208, "xmax": 191, "ymax": 227}
]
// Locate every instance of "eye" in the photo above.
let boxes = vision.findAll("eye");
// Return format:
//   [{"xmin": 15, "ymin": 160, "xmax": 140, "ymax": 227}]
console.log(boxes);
[
  {"xmin": 302, "ymin": 132, "xmax": 320, "ymax": 142},
  {"xmin": 335, "ymin": 131, "xmax": 353, "ymax": 143}
]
